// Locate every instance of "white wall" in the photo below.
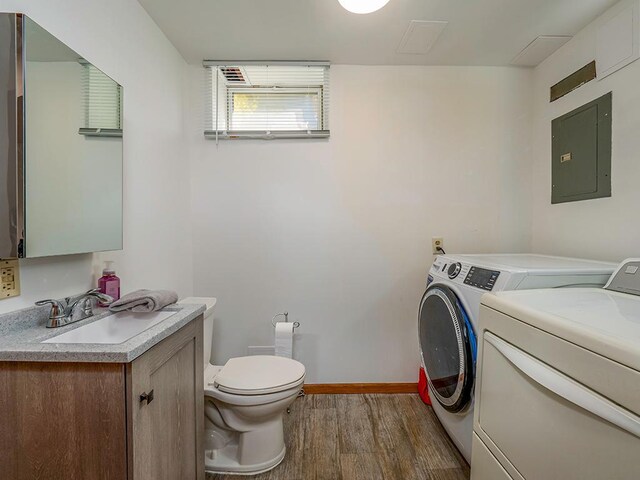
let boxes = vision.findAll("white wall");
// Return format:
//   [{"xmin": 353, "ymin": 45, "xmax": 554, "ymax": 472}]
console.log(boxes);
[
  {"xmin": 531, "ymin": 0, "xmax": 640, "ymax": 262},
  {"xmin": 187, "ymin": 65, "xmax": 532, "ymax": 383},
  {"xmin": 0, "ymin": 0, "xmax": 193, "ymax": 312}
]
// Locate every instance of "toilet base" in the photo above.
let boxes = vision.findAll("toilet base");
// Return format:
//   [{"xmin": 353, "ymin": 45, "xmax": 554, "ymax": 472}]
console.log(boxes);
[{"xmin": 205, "ymin": 444, "xmax": 286, "ymax": 475}]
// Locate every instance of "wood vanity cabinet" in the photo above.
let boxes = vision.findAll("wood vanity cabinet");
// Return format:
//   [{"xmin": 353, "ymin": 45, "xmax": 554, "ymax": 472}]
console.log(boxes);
[{"xmin": 0, "ymin": 315, "xmax": 204, "ymax": 480}]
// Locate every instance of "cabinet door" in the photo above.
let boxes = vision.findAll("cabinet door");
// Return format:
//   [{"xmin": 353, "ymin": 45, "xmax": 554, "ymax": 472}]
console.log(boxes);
[
  {"xmin": 0, "ymin": 362, "xmax": 127, "ymax": 480},
  {"xmin": 128, "ymin": 316, "xmax": 204, "ymax": 480}
]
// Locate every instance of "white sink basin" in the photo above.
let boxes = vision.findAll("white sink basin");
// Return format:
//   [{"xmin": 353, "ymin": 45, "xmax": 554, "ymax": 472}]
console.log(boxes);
[{"xmin": 42, "ymin": 310, "xmax": 177, "ymax": 344}]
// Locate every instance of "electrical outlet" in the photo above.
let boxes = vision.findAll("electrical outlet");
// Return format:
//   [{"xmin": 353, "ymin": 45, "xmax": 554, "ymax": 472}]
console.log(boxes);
[
  {"xmin": 432, "ymin": 237, "xmax": 445, "ymax": 255},
  {"xmin": 0, "ymin": 259, "xmax": 20, "ymax": 299}
]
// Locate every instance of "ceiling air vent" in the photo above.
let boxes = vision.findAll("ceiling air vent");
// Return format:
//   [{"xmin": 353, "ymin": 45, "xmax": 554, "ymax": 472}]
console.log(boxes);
[
  {"xmin": 397, "ymin": 20, "xmax": 448, "ymax": 55},
  {"xmin": 511, "ymin": 36, "xmax": 572, "ymax": 67},
  {"xmin": 220, "ymin": 67, "xmax": 246, "ymax": 84}
]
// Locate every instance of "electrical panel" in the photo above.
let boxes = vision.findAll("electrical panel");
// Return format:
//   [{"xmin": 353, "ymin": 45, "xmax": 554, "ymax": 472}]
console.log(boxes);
[{"xmin": 551, "ymin": 92, "xmax": 612, "ymax": 204}]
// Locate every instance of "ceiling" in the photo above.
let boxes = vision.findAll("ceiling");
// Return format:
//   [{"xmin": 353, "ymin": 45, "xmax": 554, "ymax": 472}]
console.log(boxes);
[{"xmin": 138, "ymin": 0, "xmax": 618, "ymax": 66}]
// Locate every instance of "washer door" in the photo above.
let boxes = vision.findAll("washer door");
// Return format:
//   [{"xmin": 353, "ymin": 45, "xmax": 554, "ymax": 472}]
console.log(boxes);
[{"xmin": 418, "ymin": 284, "xmax": 476, "ymax": 413}]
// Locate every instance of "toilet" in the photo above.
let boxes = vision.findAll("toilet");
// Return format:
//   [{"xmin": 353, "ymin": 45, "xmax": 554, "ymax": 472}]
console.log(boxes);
[{"xmin": 179, "ymin": 297, "xmax": 306, "ymax": 475}]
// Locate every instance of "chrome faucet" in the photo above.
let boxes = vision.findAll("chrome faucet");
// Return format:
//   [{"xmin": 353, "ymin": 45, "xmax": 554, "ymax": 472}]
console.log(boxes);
[{"xmin": 35, "ymin": 289, "xmax": 114, "ymax": 328}]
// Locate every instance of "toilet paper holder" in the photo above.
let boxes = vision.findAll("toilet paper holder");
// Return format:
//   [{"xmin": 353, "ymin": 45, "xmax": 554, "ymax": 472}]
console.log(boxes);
[{"xmin": 271, "ymin": 312, "xmax": 300, "ymax": 330}]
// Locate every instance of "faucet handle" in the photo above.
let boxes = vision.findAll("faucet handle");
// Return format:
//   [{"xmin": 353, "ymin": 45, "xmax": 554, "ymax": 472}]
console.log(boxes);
[
  {"xmin": 74, "ymin": 290, "xmax": 113, "ymax": 319},
  {"xmin": 67, "ymin": 289, "xmax": 113, "ymax": 307},
  {"xmin": 65, "ymin": 288, "xmax": 96, "ymax": 304},
  {"xmin": 86, "ymin": 289, "xmax": 114, "ymax": 306},
  {"xmin": 79, "ymin": 291, "xmax": 113, "ymax": 313},
  {"xmin": 35, "ymin": 299, "xmax": 65, "ymax": 318}
]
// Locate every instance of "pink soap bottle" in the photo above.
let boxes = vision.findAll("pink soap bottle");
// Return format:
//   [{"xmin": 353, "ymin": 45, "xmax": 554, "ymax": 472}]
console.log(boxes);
[{"xmin": 98, "ymin": 261, "xmax": 120, "ymax": 306}]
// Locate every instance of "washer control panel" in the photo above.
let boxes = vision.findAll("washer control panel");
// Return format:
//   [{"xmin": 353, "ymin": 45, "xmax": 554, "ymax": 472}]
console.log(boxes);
[
  {"xmin": 430, "ymin": 259, "xmax": 471, "ymax": 285},
  {"xmin": 464, "ymin": 266, "xmax": 500, "ymax": 291}
]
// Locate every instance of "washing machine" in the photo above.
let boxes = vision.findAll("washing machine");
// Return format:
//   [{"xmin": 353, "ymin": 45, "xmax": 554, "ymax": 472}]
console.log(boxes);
[{"xmin": 417, "ymin": 254, "xmax": 616, "ymax": 463}]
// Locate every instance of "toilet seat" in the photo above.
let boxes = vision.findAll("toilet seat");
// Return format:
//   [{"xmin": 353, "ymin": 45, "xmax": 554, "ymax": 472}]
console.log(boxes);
[{"xmin": 214, "ymin": 355, "xmax": 305, "ymax": 395}]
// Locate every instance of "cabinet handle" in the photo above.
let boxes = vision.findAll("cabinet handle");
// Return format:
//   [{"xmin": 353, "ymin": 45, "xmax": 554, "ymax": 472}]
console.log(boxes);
[{"xmin": 139, "ymin": 390, "xmax": 154, "ymax": 405}]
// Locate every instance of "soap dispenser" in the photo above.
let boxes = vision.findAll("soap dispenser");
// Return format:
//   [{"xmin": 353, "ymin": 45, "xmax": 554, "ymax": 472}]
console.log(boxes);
[{"xmin": 98, "ymin": 261, "xmax": 120, "ymax": 306}]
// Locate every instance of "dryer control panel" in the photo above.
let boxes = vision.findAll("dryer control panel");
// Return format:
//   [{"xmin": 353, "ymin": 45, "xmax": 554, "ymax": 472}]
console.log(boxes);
[
  {"xmin": 464, "ymin": 266, "xmax": 500, "ymax": 291},
  {"xmin": 605, "ymin": 258, "xmax": 640, "ymax": 296}
]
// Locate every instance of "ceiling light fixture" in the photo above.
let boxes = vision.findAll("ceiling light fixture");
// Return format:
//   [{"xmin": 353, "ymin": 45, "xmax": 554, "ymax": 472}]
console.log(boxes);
[{"xmin": 338, "ymin": 0, "xmax": 390, "ymax": 14}]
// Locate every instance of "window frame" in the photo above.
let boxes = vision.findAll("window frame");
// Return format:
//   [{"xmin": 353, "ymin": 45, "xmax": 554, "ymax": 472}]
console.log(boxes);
[{"xmin": 203, "ymin": 61, "xmax": 330, "ymax": 141}]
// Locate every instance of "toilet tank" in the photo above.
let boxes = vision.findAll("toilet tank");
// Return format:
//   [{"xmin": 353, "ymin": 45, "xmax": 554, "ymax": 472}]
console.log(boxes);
[{"xmin": 178, "ymin": 297, "xmax": 217, "ymax": 368}]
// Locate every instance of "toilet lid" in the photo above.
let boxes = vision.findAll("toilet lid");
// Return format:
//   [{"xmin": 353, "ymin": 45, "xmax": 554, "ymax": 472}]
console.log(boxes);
[{"xmin": 215, "ymin": 355, "xmax": 306, "ymax": 395}]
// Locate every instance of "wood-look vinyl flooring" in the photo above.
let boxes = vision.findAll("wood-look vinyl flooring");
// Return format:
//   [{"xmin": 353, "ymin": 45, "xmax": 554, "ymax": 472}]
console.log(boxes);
[{"xmin": 206, "ymin": 394, "xmax": 470, "ymax": 480}]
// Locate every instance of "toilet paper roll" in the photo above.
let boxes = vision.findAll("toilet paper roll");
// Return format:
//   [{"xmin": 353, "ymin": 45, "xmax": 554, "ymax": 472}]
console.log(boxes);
[{"xmin": 275, "ymin": 322, "xmax": 294, "ymax": 358}]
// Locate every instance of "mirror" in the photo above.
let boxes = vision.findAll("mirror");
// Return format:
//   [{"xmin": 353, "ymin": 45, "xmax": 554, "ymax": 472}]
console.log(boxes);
[{"xmin": 17, "ymin": 16, "xmax": 123, "ymax": 257}]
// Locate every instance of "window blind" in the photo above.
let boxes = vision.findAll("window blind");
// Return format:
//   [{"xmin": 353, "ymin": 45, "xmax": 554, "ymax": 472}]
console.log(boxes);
[
  {"xmin": 204, "ymin": 62, "xmax": 330, "ymax": 140},
  {"xmin": 79, "ymin": 63, "xmax": 122, "ymax": 137}
]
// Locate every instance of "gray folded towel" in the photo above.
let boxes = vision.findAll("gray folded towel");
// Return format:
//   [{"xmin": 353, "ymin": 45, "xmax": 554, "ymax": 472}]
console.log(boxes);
[{"xmin": 108, "ymin": 289, "xmax": 178, "ymax": 313}]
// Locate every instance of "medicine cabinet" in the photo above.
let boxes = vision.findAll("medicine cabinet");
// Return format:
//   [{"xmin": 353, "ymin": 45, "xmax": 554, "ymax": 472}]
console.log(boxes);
[{"xmin": 0, "ymin": 13, "xmax": 123, "ymax": 258}]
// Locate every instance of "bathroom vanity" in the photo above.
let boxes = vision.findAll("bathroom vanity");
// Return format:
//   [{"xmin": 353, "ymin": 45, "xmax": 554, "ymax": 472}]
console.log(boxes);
[{"xmin": 0, "ymin": 303, "xmax": 205, "ymax": 480}]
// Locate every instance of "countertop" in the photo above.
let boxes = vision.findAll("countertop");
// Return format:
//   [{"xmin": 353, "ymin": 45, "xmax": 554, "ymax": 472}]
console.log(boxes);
[{"xmin": 0, "ymin": 302, "xmax": 206, "ymax": 363}]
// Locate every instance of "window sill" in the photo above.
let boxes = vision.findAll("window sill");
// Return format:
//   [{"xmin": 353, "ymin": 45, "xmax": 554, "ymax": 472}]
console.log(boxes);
[{"xmin": 204, "ymin": 130, "xmax": 330, "ymax": 140}]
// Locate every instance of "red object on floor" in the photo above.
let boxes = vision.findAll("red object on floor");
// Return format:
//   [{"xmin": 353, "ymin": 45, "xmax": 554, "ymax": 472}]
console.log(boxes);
[{"xmin": 418, "ymin": 367, "xmax": 431, "ymax": 405}]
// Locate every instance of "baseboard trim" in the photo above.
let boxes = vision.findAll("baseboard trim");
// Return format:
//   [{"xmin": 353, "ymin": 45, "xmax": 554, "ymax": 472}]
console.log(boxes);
[{"xmin": 304, "ymin": 383, "xmax": 418, "ymax": 394}]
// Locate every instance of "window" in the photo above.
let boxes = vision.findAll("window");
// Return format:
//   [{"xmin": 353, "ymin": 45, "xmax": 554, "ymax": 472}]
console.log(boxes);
[
  {"xmin": 79, "ymin": 62, "xmax": 123, "ymax": 137},
  {"xmin": 204, "ymin": 62, "xmax": 330, "ymax": 140}
]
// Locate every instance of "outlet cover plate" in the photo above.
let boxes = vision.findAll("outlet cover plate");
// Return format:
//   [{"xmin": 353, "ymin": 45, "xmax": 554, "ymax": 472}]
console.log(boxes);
[
  {"xmin": 0, "ymin": 259, "xmax": 20, "ymax": 299},
  {"xmin": 432, "ymin": 237, "xmax": 444, "ymax": 255}
]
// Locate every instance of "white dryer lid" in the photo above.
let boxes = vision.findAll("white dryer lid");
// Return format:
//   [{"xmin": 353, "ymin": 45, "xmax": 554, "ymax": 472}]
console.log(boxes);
[
  {"xmin": 484, "ymin": 288, "xmax": 640, "ymax": 371},
  {"xmin": 215, "ymin": 355, "xmax": 305, "ymax": 395}
]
